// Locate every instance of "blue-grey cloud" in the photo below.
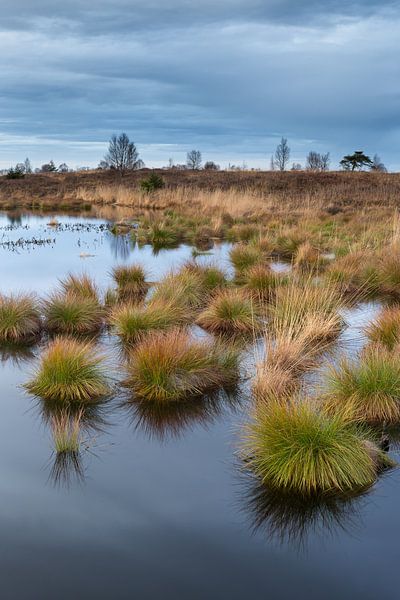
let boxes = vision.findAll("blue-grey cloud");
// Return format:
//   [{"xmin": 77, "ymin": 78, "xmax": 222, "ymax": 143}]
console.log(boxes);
[{"xmin": 0, "ymin": 1, "xmax": 399, "ymax": 169}]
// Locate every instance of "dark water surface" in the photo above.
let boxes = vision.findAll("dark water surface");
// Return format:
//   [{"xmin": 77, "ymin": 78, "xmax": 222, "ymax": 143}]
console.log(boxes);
[{"xmin": 0, "ymin": 211, "xmax": 399, "ymax": 600}]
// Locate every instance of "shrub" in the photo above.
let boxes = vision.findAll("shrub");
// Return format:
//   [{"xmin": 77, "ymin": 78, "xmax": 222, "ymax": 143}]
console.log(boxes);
[
  {"xmin": 324, "ymin": 346, "xmax": 400, "ymax": 424},
  {"xmin": 125, "ymin": 329, "xmax": 239, "ymax": 402},
  {"xmin": 0, "ymin": 293, "xmax": 41, "ymax": 342},
  {"xmin": 25, "ymin": 338, "xmax": 110, "ymax": 403},
  {"xmin": 140, "ymin": 172, "xmax": 165, "ymax": 192},
  {"xmin": 197, "ymin": 289, "xmax": 260, "ymax": 334},
  {"xmin": 44, "ymin": 293, "xmax": 103, "ymax": 335},
  {"xmin": 242, "ymin": 401, "xmax": 379, "ymax": 495}
]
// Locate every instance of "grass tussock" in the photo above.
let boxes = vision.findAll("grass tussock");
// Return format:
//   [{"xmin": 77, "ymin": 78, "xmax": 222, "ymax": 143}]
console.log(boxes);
[
  {"xmin": 294, "ymin": 242, "xmax": 324, "ymax": 271},
  {"xmin": 60, "ymin": 273, "xmax": 99, "ymax": 302},
  {"xmin": 197, "ymin": 288, "xmax": 260, "ymax": 334},
  {"xmin": 243, "ymin": 264, "xmax": 285, "ymax": 302},
  {"xmin": 44, "ymin": 293, "xmax": 103, "ymax": 335},
  {"xmin": 25, "ymin": 337, "xmax": 110, "ymax": 403},
  {"xmin": 0, "ymin": 293, "xmax": 41, "ymax": 342},
  {"xmin": 182, "ymin": 262, "xmax": 228, "ymax": 293},
  {"xmin": 125, "ymin": 328, "xmax": 239, "ymax": 402},
  {"xmin": 271, "ymin": 279, "xmax": 344, "ymax": 341},
  {"xmin": 110, "ymin": 298, "xmax": 190, "ymax": 343},
  {"xmin": 253, "ymin": 320, "xmax": 329, "ymax": 402},
  {"xmin": 51, "ymin": 408, "xmax": 83, "ymax": 453},
  {"xmin": 151, "ymin": 268, "xmax": 204, "ymax": 309},
  {"xmin": 366, "ymin": 305, "xmax": 400, "ymax": 350},
  {"xmin": 112, "ymin": 264, "xmax": 149, "ymax": 300},
  {"xmin": 229, "ymin": 244, "xmax": 262, "ymax": 278},
  {"xmin": 243, "ymin": 400, "xmax": 378, "ymax": 496},
  {"xmin": 326, "ymin": 250, "xmax": 379, "ymax": 295},
  {"xmin": 324, "ymin": 346, "xmax": 400, "ymax": 424}
]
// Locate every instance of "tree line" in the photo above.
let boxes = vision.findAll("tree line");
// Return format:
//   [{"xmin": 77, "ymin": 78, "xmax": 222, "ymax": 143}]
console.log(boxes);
[{"xmin": 4, "ymin": 133, "xmax": 388, "ymax": 178}]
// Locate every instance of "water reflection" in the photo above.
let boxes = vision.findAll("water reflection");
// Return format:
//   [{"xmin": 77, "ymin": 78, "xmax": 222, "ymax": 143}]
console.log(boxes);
[
  {"xmin": 0, "ymin": 341, "xmax": 38, "ymax": 366},
  {"xmin": 48, "ymin": 451, "xmax": 85, "ymax": 488},
  {"xmin": 240, "ymin": 474, "xmax": 370, "ymax": 549},
  {"xmin": 124, "ymin": 389, "xmax": 242, "ymax": 442}
]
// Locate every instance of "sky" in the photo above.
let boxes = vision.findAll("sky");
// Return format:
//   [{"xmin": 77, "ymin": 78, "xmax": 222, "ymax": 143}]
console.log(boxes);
[{"xmin": 0, "ymin": 0, "xmax": 399, "ymax": 170}]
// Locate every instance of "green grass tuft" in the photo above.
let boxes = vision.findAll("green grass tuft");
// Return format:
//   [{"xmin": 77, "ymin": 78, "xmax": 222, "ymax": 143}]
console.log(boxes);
[
  {"xmin": 44, "ymin": 293, "xmax": 103, "ymax": 335},
  {"xmin": 324, "ymin": 346, "xmax": 400, "ymax": 423},
  {"xmin": 243, "ymin": 401, "xmax": 378, "ymax": 496},
  {"xmin": 112, "ymin": 264, "xmax": 149, "ymax": 300},
  {"xmin": 25, "ymin": 337, "xmax": 110, "ymax": 403},
  {"xmin": 110, "ymin": 299, "xmax": 190, "ymax": 343},
  {"xmin": 0, "ymin": 293, "xmax": 41, "ymax": 342},
  {"xmin": 197, "ymin": 288, "xmax": 260, "ymax": 334},
  {"xmin": 366, "ymin": 305, "xmax": 400, "ymax": 350},
  {"xmin": 125, "ymin": 329, "xmax": 239, "ymax": 402}
]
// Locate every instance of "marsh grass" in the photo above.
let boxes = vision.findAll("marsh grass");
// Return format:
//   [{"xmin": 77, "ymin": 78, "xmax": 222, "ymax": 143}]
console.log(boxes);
[
  {"xmin": 151, "ymin": 268, "xmax": 204, "ymax": 309},
  {"xmin": 326, "ymin": 250, "xmax": 380, "ymax": 296},
  {"xmin": 294, "ymin": 242, "xmax": 324, "ymax": 272},
  {"xmin": 253, "ymin": 320, "xmax": 330, "ymax": 402},
  {"xmin": 112, "ymin": 264, "xmax": 149, "ymax": 300},
  {"xmin": 229, "ymin": 244, "xmax": 262, "ymax": 278},
  {"xmin": 60, "ymin": 273, "xmax": 99, "ymax": 302},
  {"xmin": 25, "ymin": 337, "xmax": 110, "ymax": 403},
  {"xmin": 0, "ymin": 293, "xmax": 41, "ymax": 342},
  {"xmin": 243, "ymin": 401, "xmax": 379, "ymax": 496},
  {"xmin": 324, "ymin": 346, "xmax": 400, "ymax": 423},
  {"xmin": 366, "ymin": 305, "xmax": 400, "ymax": 350},
  {"xmin": 243, "ymin": 264, "xmax": 285, "ymax": 302},
  {"xmin": 196, "ymin": 288, "xmax": 260, "ymax": 334},
  {"xmin": 182, "ymin": 262, "xmax": 228, "ymax": 293},
  {"xmin": 125, "ymin": 329, "xmax": 239, "ymax": 402},
  {"xmin": 270, "ymin": 279, "xmax": 344, "ymax": 341},
  {"xmin": 110, "ymin": 298, "xmax": 190, "ymax": 343},
  {"xmin": 44, "ymin": 293, "xmax": 103, "ymax": 334}
]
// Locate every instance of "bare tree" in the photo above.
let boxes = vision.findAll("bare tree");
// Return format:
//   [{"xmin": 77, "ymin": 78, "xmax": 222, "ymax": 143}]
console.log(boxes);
[
  {"xmin": 104, "ymin": 133, "xmax": 143, "ymax": 174},
  {"xmin": 274, "ymin": 137, "xmax": 290, "ymax": 171},
  {"xmin": 306, "ymin": 151, "xmax": 330, "ymax": 171},
  {"xmin": 24, "ymin": 157, "xmax": 32, "ymax": 174},
  {"xmin": 291, "ymin": 163, "xmax": 302, "ymax": 171},
  {"xmin": 370, "ymin": 154, "xmax": 387, "ymax": 172},
  {"xmin": 186, "ymin": 150, "xmax": 202, "ymax": 170}
]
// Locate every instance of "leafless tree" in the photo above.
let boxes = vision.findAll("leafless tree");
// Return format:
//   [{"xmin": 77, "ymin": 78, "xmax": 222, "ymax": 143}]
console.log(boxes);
[
  {"xmin": 104, "ymin": 133, "xmax": 143, "ymax": 174},
  {"xmin": 186, "ymin": 150, "xmax": 202, "ymax": 170},
  {"xmin": 370, "ymin": 154, "xmax": 387, "ymax": 172},
  {"xmin": 306, "ymin": 151, "xmax": 330, "ymax": 171},
  {"xmin": 291, "ymin": 163, "xmax": 302, "ymax": 171},
  {"xmin": 24, "ymin": 157, "xmax": 32, "ymax": 174},
  {"xmin": 274, "ymin": 137, "xmax": 290, "ymax": 171}
]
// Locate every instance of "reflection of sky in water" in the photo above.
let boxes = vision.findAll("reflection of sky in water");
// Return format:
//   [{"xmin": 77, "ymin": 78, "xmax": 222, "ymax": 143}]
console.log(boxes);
[
  {"xmin": 1, "ymin": 211, "xmax": 400, "ymax": 598},
  {"xmin": 0, "ymin": 212, "xmax": 233, "ymax": 294}
]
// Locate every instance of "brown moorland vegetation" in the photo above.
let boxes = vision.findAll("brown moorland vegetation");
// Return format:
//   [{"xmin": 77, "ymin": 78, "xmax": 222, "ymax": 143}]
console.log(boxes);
[{"xmin": 2, "ymin": 170, "xmax": 400, "ymax": 219}]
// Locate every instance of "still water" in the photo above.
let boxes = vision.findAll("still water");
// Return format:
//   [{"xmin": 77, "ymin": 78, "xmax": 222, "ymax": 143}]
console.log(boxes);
[{"xmin": 0, "ymin": 210, "xmax": 399, "ymax": 600}]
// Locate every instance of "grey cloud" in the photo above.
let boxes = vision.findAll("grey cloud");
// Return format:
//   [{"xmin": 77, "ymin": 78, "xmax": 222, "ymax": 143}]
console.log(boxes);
[{"xmin": 0, "ymin": 1, "xmax": 399, "ymax": 169}]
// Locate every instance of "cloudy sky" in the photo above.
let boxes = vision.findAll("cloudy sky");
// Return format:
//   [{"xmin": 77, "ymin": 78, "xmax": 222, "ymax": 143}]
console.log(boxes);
[{"xmin": 0, "ymin": 1, "xmax": 399, "ymax": 170}]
